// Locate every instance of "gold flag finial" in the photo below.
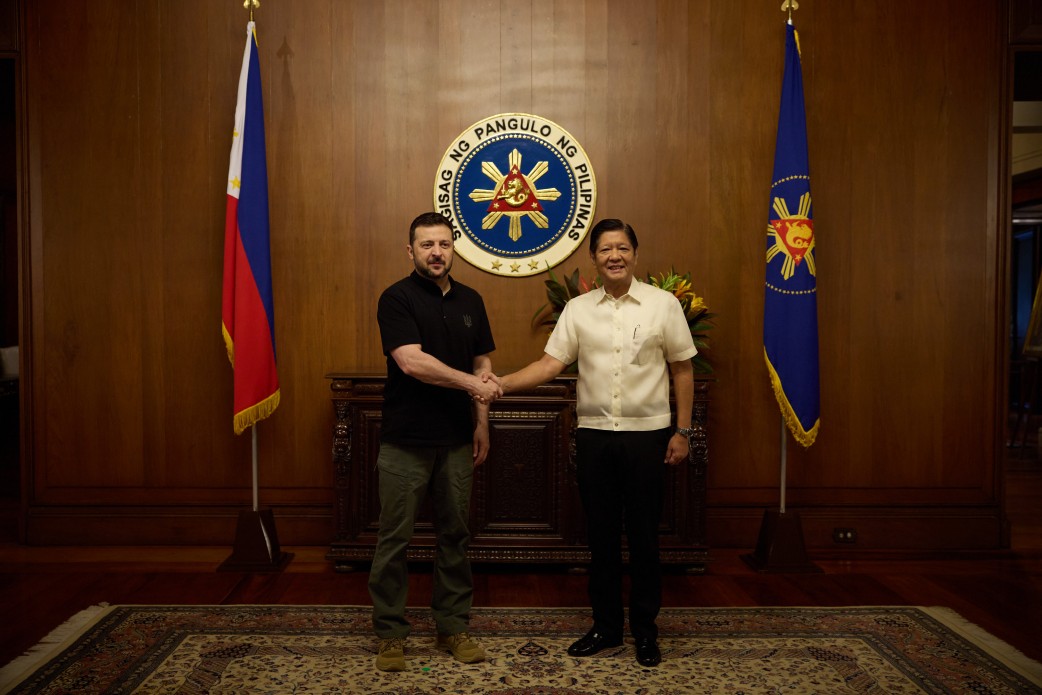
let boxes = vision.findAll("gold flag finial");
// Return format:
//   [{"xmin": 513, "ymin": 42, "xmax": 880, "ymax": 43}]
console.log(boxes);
[
  {"xmin": 244, "ymin": 0, "xmax": 259, "ymax": 21},
  {"xmin": 781, "ymin": 0, "xmax": 798, "ymax": 22}
]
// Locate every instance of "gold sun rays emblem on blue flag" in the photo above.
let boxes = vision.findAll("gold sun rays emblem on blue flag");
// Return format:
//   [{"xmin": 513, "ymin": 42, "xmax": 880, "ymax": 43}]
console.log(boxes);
[{"xmin": 766, "ymin": 191, "xmax": 816, "ymax": 281}]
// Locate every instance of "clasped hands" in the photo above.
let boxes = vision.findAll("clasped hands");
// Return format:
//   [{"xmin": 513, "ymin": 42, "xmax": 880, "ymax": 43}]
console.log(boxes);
[{"xmin": 470, "ymin": 372, "xmax": 503, "ymax": 405}]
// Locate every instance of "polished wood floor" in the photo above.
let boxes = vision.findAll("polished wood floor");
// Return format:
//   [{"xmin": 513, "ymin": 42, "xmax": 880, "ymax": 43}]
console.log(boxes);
[{"xmin": 1, "ymin": 449, "xmax": 1040, "ymax": 670}]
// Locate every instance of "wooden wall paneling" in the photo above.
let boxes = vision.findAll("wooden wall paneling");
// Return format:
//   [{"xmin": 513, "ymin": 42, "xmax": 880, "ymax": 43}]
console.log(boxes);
[
  {"xmin": 652, "ymin": 0, "xmax": 694, "ymax": 274},
  {"xmin": 262, "ymin": 2, "xmax": 338, "ymax": 496},
  {"xmin": 529, "ymin": 0, "xmax": 555, "ymax": 118},
  {"xmin": 544, "ymin": 1, "xmax": 589, "ymax": 139},
  {"xmin": 674, "ymin": 0, "xmax": 711, "ymax": 306},
  {"xmin": 15, "ymin": 0, "xmax": 1009, "ymax": 549},
  {"xmin": 601, "ymin": 2, "xmax": 654, "ymax": 230},
  {"xmin": 346, "ymin": 1, "xmax": 389, "ymax": 377},
  {"xmin": 434, "ymin": 0, "xmax": 464, "ymax": 152},
  {"xmin": 937, "ymin": 1, "xmax": 1002, "ymax": 495},
  {"xmin": 837, "ymin": 2, "xmax": 896, "ymax": 488},
  {"xmin": 840, "ymin": 2, "xmax": 907, "ymax": 487},
  {"xmin": 138, "ymin": 0, "xmax": 166, "ymax": 489},
  {"xmin": 501, "ymin": 0, "xmax": 533, "ymax": 112},
  {"xmin": 580, "ymin": 0, "xmax": 608, "ymax": 268},
  {"xmin": 703, "ymin": 1, "xmax": 780, "ymax": 497},
  {"xmin": 800, "ymin": 4, "xmax": 925, "ymax": 489},
  {"xmin": 329, "ymin": 0, "xmax": 363, "ymax": 438},
  {"xmin": 35, "ymin": 1, "xmax": 148, "ymax": 493},
  {"xmin": 359, "ymin": 2, "xmax": 393, "ymax": 375},
  {"xmin": 385, "ymin": 0, "xmax": 440, "ymax": 219},
  {"xmin": 154, "ymin": 2, "xmax": 238, "ymax": 493},
  {"xmin": 808, "ymin": 2, "xmax": 856, "ymax": 489},
  {"xmin": 875, "ymin": 3, "xmax": 996, "ymax": 492},
  {"xmin": 457, "ymin": 0, "xmax": 502, "ymax": 120},
  {"xmin": 880, "ymin": 2, "xmax": 992, "ymax": 492},
  {"xmin": 905, "ymin": 3, "xmax": 963, "ymax": 486}
]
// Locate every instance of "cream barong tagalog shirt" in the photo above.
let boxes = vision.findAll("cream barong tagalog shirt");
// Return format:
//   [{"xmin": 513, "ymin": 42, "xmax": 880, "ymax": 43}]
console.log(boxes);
[{"xmin": 544, "ymin": 280, "xmax": 697, "ymax": 432}]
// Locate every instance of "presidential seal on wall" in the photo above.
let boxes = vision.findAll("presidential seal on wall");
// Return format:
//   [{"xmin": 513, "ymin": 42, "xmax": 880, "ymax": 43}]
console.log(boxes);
[{"xmin": 434, "ymin": 113, "xmax": 597, "ymax": 277}]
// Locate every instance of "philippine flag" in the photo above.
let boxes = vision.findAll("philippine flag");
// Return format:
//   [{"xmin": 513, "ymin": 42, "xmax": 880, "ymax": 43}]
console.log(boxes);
[{"xmin": 222, "ymin": 21, "xmax": 279, "ymax": 435}]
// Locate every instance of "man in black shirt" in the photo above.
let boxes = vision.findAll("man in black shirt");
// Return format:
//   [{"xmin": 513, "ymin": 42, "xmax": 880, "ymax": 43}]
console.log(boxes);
[{"xmin": 369, "ymin": 212, "xmax": 501, "ymax": 672}]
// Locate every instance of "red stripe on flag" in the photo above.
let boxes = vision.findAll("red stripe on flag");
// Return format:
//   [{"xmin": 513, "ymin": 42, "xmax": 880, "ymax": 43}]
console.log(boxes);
[
  {"xmin": 222, "ymin": 21, "xmax": 279, "ymax": 435},
  {"xmin": 230, "ymin": 221, "xmax": 278, "ymax": 420}
]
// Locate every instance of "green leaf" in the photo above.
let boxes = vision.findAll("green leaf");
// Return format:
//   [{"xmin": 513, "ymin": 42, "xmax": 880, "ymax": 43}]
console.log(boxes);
[
  {"xmin": 545, "ymin": 282, "xmax": 568, "ymax": 308},
  {"xmin": 565, "ymin": 268, "xmax": 582, "ymax": 299},
  {"xmin": 692, "ymin": 357, "xmax": 714, "ymax": 374}
]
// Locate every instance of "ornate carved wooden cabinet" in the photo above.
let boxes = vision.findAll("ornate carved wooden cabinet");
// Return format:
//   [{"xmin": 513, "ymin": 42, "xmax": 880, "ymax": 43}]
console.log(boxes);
[{"xmin": 326, "ymin": 373, "xmax": 710, "ymax": 571}]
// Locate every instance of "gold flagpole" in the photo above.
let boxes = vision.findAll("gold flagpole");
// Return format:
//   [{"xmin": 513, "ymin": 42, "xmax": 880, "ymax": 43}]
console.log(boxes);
[
  {"xmin": 244, "ymin": 0, "xmax": 259, "ymax": 22},
  {"xmin": 781, "ymin": 0, "xmax": 798, "ymax": 23}
]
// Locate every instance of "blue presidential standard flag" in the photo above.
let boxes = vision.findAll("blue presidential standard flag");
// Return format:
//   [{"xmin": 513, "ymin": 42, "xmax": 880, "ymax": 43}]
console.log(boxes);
[{"xmin": 763, "ymin": 21, "xmax": 819, "ymax": 447}]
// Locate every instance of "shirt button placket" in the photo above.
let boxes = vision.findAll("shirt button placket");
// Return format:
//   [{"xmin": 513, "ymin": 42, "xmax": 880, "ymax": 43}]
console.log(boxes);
[{"xmin": 612, "ymin": 299, "xmax": 622, "ymax": 424}]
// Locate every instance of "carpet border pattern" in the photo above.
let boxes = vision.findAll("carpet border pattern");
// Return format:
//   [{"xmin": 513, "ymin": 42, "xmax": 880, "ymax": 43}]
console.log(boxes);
[{"xmin": 2, "ymin": 605, "xmax": 1040, "ymax": 694}]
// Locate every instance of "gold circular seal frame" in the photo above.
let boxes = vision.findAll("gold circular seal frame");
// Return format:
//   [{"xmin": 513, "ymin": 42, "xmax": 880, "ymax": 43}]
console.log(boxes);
[{"xmin": 433, "ymin": 113, "xmax": 597, "ymax": 277}]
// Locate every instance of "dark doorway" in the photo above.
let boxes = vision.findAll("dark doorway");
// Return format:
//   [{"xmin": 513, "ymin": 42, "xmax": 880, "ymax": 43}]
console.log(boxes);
[{"xmin": 1007, "ymin": 50, "xmax": 1042, "ymax": 465}]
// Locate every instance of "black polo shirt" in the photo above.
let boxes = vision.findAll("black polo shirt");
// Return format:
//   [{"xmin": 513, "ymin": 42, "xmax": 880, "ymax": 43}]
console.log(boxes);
[{"xmin": 378, "ymin": 271, "xmax": 496, "ymax": 447}]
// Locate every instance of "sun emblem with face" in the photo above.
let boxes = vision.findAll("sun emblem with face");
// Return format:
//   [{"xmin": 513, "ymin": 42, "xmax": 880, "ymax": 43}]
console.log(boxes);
[{"xmin": 766, "ymin": 191, "xmax": 816, "ymax": 280}]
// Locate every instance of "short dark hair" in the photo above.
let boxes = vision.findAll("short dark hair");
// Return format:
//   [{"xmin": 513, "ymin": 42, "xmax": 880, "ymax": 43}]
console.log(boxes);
[
  {"xmin": 409, "ymin": 212, "xmax": 453, "ymax": 244},
  {"xmin": 588, "ymin": 218, "xmax": 638, "ymax": 253}
]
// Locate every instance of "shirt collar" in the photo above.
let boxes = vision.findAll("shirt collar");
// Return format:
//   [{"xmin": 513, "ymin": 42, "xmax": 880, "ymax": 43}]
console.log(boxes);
[
  {"xmin": 409, "ymin": 270, "xmax": 454, "ymax": 296},
  {"xmin": 594, "ymin": 279, "xmax": 645, "ymax": 305}
]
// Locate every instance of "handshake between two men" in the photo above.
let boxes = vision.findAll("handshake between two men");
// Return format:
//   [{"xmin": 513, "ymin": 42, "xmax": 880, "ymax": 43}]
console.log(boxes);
[
  {"xmin": 468, "ymin": 354, "xmax": 571, "ymax": 406},
  {"xmin": 468, "ymin": 371, "xmax": 503, "ymax": 405}
]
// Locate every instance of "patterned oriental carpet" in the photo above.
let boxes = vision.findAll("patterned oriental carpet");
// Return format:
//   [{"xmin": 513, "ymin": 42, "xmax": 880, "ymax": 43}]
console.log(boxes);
[{"xmin": 2, "ymin": 605, "xmax": 1041, "ymax": 694}]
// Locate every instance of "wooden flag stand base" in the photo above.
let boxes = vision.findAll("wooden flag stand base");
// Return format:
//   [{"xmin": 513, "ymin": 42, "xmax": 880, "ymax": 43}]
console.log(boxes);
[
  {"xmin": 741, "ymin": 509, "xmax": 822, "ymax": 574},
  {"xmin": 217, "ymin": 509, "xmax": 294, "ymax": 573}
]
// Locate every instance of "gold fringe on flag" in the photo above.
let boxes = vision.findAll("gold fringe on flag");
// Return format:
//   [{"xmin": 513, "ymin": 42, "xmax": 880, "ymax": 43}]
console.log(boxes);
[
  {"xmin": 234, "ymin": 389, "xmax": 280, "ymax": 435},
  {"xmin": 222, "ymin": 323, "xmax": 235, "ymax": 366},
  {"xmin": 764, "ymin": 348, "xmax": 819, "ymax": 448}
]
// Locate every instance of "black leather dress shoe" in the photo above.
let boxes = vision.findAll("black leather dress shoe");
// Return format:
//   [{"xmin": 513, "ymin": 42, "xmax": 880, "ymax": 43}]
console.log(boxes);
[
  {"xmin": 567, "ymin": 630, "xmax": 623, "ymax": 657},
  {"xmin": 634, "ymin": 637, "xmax": 661, "ymax": 667}
]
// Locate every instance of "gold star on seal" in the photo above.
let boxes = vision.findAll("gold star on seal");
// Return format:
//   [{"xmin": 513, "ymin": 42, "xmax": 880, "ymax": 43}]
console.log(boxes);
[
  {"xmin": 510, "ymin": 262, "xmax": 521, "ymax": 273},
  {"xmin": 491, "ymin": 260, "xmax": 502, "ymax": 271}
]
